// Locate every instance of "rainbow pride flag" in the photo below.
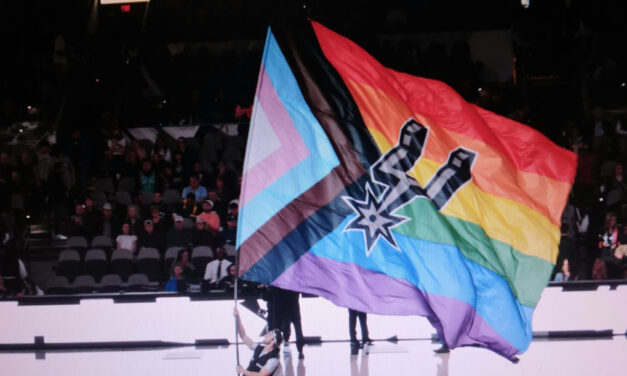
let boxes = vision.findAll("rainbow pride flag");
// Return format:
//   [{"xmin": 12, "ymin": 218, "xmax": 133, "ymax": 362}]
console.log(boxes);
[{"xmin": 236, "ymin": 20, "xmax": 577, "ymax": 360}]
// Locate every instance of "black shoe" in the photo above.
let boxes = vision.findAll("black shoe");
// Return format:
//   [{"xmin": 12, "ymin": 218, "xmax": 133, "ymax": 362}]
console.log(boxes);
[
  {"xmin": 434, "ymin": 345, "xmax": 450, "ymax": 354},
  {"xmin": 298, "ymin": 352, "xmax": 305, "ymax": 359},
  {"xmin": 350, "ymin": 340, "xmax": 363, "ymax": 349}
]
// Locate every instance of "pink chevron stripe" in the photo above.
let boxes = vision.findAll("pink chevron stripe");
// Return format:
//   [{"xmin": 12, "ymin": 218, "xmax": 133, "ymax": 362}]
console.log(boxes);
[{"xmin": 240, "ymin": 65, "xmax": 310, "ymax": 207}]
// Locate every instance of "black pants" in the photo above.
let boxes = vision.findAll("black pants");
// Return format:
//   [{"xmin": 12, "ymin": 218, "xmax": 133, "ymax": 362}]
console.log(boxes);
[
  {"xmin": 268, "ymin": 288, "xmax": 304, "ymax": 353},
  {"xmin": 281, "ymin": 297, "xmax": 304, "ymax": 353},
  {"xmin": 349, "ymin": 309, "xmax": 369, "ymax": 343}
]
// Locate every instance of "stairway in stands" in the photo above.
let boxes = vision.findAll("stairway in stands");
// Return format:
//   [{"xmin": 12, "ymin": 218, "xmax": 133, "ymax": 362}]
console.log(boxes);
[{"xmin": 24, "ymin": 220, "xmax": 67, "ymax": 289}]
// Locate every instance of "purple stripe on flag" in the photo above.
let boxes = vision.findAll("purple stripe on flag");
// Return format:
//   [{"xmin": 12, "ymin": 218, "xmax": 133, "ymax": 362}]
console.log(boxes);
[
  {"xmin": 273, "ymin": 251, "xmax": 519, "ymax": 360},
  {"xmin": 241, "ymin": 65, "xmax": 310, "ymax": 206}
]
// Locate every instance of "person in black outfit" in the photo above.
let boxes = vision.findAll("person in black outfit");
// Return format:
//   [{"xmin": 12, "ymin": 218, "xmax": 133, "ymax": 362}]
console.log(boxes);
[
  {"xmin": 83, "ymin": 197, "xmax": 103, "ymax": 240},
  {"xmin": 166, "ymin": 215, "xmax": 193, "ymax": 248},
  {"xmin": 266, "ymin": 287, "xmax": 305, "ymax": 359},
  {"xmin": 192, "ymin": 219, "xmax": 218, "ymax": 248},
  {"xmin": 217, "ymin": 264, "xmax": 236, "ymax": 291},
  {"xmin": 349, "ymin": 309, "xmax": 372, "ymax": 353},
  {"xmin": 280, "ymin": 289, "xmax": 306, "ymax": 359},
  {"xmin": 235, "ymin": 308, "xmax": 282, "ymax": 376},
  {"xmin": 137, "ymin": 219, "xmax": 165, "ymax": 253}
]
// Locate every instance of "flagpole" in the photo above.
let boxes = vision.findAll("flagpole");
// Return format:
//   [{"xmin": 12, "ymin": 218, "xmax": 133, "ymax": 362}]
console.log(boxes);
[{"xmin": 234, "ymin": 246, "xmax": 241, "ymax": 375}]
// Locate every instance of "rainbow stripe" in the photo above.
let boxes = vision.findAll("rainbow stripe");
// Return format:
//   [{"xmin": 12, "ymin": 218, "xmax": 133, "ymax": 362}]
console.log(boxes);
[{"xmin": 237, "ymin": 21, "xmax": 577, "ymax": 361}]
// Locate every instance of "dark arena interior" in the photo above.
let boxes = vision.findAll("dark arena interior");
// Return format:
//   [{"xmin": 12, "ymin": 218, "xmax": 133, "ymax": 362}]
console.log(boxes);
[{"xmin": 0, "ymin": 1, "xmax": 626, "ymax": 375}]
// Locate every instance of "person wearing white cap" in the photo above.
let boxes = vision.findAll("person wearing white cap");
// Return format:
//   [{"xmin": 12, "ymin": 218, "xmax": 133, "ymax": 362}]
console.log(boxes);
[
  {"xmin": 196, "ymin": 199, "xmax": 220, "ymax": 235},
  {"xmin": 166, "ymin": 214, "xmax": 193, "ymax": 248}
]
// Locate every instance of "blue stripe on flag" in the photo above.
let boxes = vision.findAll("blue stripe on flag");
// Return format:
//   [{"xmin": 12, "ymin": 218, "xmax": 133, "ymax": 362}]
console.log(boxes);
[
  {"xmin": 306, "ymin": 216, "xmax": 534, "ymax": 352},
  {"xmin": 237, "ymin": 29, "xmax": 340, "ymax": 246}
]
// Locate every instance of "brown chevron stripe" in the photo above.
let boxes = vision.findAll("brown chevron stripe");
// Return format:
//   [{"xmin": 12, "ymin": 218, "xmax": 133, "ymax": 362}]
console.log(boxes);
[{"xmin": 238, "ymin": 21, "xmax": 379, "ymax": 274}]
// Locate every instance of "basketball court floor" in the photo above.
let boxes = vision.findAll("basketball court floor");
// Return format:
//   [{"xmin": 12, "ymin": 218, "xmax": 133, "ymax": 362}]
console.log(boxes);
[{"xmin": 3, "ymin": 336, "xmax": 625, "ymax": 376}]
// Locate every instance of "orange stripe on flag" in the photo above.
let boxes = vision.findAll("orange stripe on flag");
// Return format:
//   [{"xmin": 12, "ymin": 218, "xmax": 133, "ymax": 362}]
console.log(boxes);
[
  {"xmin": 347, "ymin": 80, "xmax": 571, "ymax": 226},
  {"xmin": 312, "ymin": 21, "xmax": 577, "ymax": 184}
]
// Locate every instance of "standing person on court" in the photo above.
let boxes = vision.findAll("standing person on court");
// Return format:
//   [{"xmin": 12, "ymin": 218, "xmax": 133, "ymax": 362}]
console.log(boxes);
[
  {"xmin": 235, "ymin": 308, "xmax": 283, "ymax": 376},
  {"xmin": 278, "ymin": 288, "xmax": 305, "ymax": 359},
  {"xmin": 348, "ymin": 309, "xmax": 372, "ymax": 353}
]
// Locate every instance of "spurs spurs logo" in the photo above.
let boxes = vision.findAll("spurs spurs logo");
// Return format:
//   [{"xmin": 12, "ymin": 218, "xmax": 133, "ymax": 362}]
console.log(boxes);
[{"xmin": 342, "ymin": 118, "xmax": 477, "ymax": 255}]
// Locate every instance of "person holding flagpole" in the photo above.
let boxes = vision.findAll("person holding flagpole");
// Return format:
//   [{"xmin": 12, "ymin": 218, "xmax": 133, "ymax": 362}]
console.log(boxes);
[{"xmin": 234, "ymin": 308, "xmax": 283, "ymax": 376}]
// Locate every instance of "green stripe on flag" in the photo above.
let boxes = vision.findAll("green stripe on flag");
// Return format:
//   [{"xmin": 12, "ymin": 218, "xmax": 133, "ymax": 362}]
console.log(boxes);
[{"xmin": 394, "ymin": 199, "xmax": 554, "ymax": 307}]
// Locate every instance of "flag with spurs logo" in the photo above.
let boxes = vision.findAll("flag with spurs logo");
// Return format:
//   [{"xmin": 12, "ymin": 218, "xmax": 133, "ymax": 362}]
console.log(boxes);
[{"xmin": 236, "ymin": 20, "xmax": 577, "ymax": 361}]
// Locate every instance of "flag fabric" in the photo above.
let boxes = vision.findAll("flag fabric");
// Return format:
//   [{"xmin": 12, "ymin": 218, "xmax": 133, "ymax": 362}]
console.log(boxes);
[{"xmin": 236, "ymin": 20, "xmax": 577, "ymax": 361}]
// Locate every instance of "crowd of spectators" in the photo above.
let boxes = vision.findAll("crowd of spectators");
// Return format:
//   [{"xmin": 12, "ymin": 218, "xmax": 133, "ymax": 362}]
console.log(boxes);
[
  {"xmin": 1, "ymin": 104, "xmax": 625, "ymax": 298},
  {"xmin": 554, "ymin": 107, "xmax": 627, "ymax": 281},
  {"xmin": 1, "ymin": 1, "xmax": 627, "ymax": 297},
  {"xmin": 0, "ymin": 124, "xmax": 253, "ymax": 296}
]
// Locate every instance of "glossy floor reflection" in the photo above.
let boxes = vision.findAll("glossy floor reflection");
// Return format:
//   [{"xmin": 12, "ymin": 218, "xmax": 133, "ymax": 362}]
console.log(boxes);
[{"xmin": 3, "ymin": 337, "xmax": 625, "ymax": 376}]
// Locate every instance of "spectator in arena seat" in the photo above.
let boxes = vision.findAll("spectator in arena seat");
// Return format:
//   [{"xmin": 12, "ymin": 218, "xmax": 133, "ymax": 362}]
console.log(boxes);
[
  {"xmin": 604, "ymin": 163, "xmax": 627, "ymax": 212},
  {"xmin": 69, "ymin": 203, "xmax": 87, "ymax": 237},
  {"xmin": 219, "ymin": 213, "xmax": 237, "ymax": 249},
  {"xmin": 107, "ymin": 128, "xmax": 127, "ymax": 170},
  {"xmin": 152, "ymin": 192, "xmax": 169, "ymax": 217},
  {"xmin": 192, "ymin": 219, "xmax": 218, "ymax": 248},
  {"xmin": 562, "ymin": 120, "xmax": 585, "ymax": 153},
  {"xmin": 181, "ymin": 192, "xmax": 200, "ymax": 219},
  {"xmin": 166, "ymin": 214, "xmax": 193, "ymax": 248},
  {"xmin": 151, "ymin": 151, "xmax": 167, "ymax": 177},
  {"xmin": 120, "ymin": 150, "xmax": 140, "ymax": 180},
  {"xmin": 591, "ymin": 257, "xmax": 607, "ymax": 280},
  {"xmin": 124, "ymin": 205, "xmax": 143, "ymax": 235},
  {"xmin": 101, "ymin": 202, "xmax": 119, "ymax": 238},
  {"xmin": 182, "ymin": 175, "xmax": 207, "ymax": 202},
  {"xmin": 214, "ymin": 161, "xmax": 236, "ymax": 189},
  {"xmin": 204, "ymin": 247, "xmax": 232, "ymax": 287},
  {"xmin": 191, "ymin": 161, "xmax": 211, "ymax": 188},
  {"xmin": 227, "ymin": 199, "xmax": 238, "ymax": 218},
  {"xmin": 207, "ymin": 189, "xmax": 227, "ymax": 222},
  {"xmin": 587, "ymin": 106, "xmax": 613, "ymax": 151},
  {"xmin": 233, "ymin": 173, "xmax": 242, "ymax": 200},
  {"xmin": 152, "ymin": 137, "xmax": 172, "ymax": 163},
  {"xmin": 598, "ymin": 212, "xmax": 622, "ymax": 278},
  {"xmin": 161, "ymin": 165, "xmax": 180, "ymax": 191},
  {"xmin": 130, "ymin": 139, "xmax": 147, "ymax": 161},
  {"xmin": 218, "ymin": 264, "xmax": 237, "ymax": 291},
  {"xmin": 214, "ymin": 176, "xmax": 235, "ymax": 203},
  {"xmin": 174, "ymin": 247, "xmax": 196, "ymax": 278},
  {"xmin": 116, "ymin": 222, "xmax": 138, "ymax": 254},
  {"xmin": 172, "ymin": 151, "xmax": 185, "ymax": 181},
  {"xmin": 135, "ymin": 192, "xmax": 152, "ymax": 220},
  {"xmin": 164, "ymin": 263, "xmax": 187, "ymax": 293},
  {"xmin": 553, "ymin": 259, "xmax": 572, "ymax": 282},
  {"xmin": 196, "ymin": 199, "xmax": 220, "ymax": 235},
  {"xmin": 138, "ymin": 159, "xmax": 162, "ymax": 194},
  {"xmin": 138, "ymin": 219, "xmax": 165, "ymax": 253},
  {"xmin": 149, "ymin": 205, "xmax": 168, "ymax": 234},
  {"xmin": 83, "ymin": 197, "xmax": 103, "ymax": 240},
  {"xmin": 574, "ymin": 143, "xmax": 599, "ymax": 200},
  {"xmin": 176, "ymin": 137, "xmax": 197, "ymax": 177}
]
